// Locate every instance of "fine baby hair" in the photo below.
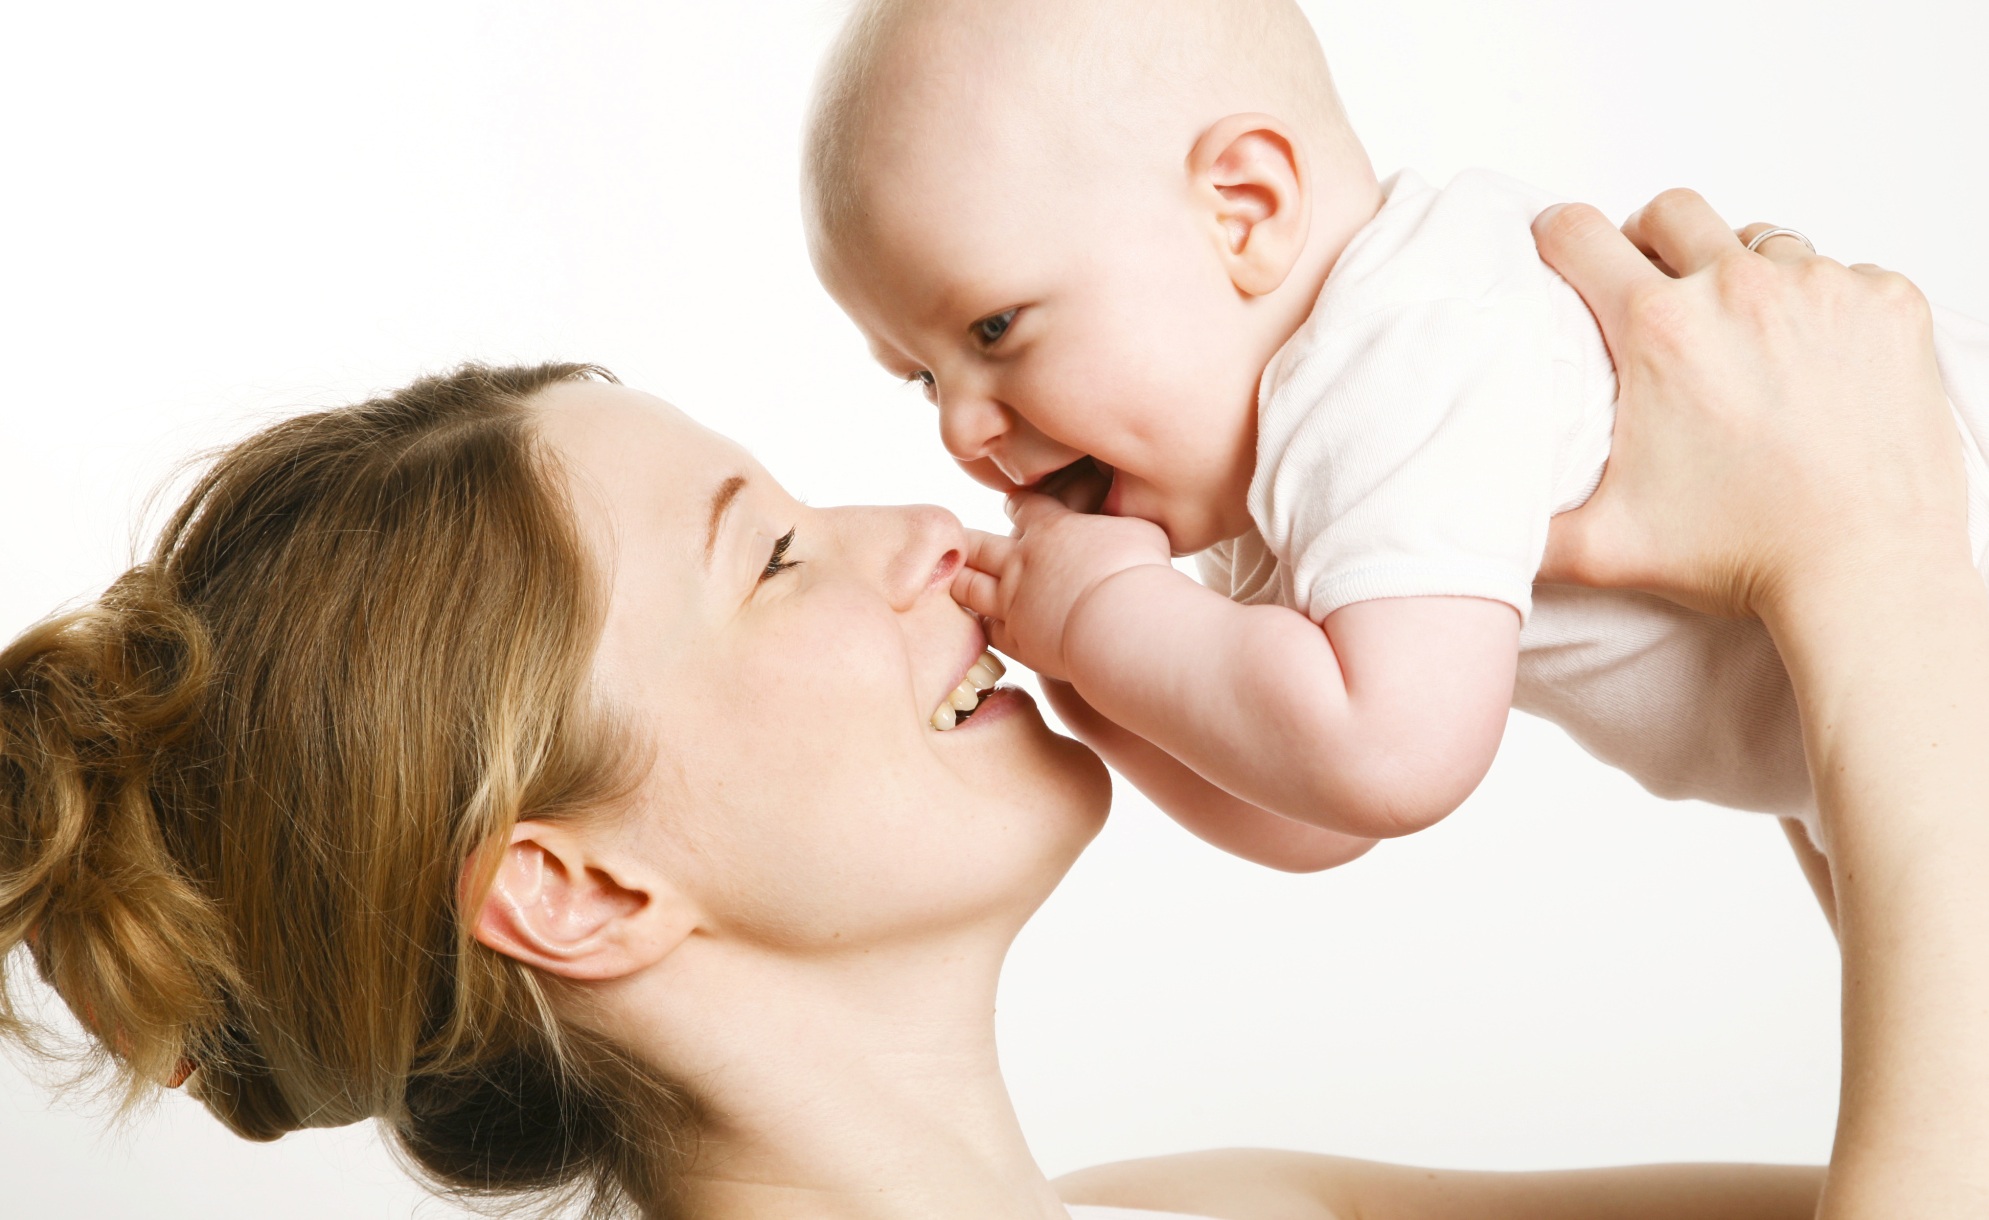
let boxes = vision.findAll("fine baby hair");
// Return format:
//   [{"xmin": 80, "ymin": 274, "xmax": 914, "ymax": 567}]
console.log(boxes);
[
  {"xmin": 0, "ymin": 363, "xmax": 695, "ymax": 1218},
  {"xmin": 805, "ymin": 0, "xmax": 1353, "ymax": 253}
]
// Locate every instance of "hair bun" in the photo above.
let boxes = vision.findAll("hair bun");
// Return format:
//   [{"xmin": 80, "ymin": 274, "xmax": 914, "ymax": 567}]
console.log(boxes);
[
  {"xmin": 5, "ymin": 362, "xmax": 688, "ymax": 1212},
  {"xmin": 0, "ymin": 566, "xmax": 238, "ymax": 1101}
]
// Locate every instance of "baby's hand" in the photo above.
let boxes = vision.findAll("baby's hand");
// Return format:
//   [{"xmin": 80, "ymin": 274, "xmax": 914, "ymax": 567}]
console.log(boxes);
[{"xmin": 952, "ymin": 493, "xmax": 1172, "ymax": 680}]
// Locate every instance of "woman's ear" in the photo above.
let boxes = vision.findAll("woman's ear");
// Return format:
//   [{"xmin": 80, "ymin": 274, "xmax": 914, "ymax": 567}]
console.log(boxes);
[
  {"xmin": 1189, "ymin": 113, "xmax": 1311, "ymax": 298},
  {"xmin": 469, "ymin": 820, "xmax": 698, "ymax": 982}
]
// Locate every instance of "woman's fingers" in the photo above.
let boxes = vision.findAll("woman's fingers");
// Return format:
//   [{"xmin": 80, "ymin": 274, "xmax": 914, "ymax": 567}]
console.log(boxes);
[
  {"xmin": 1736, "ymin": 222, "xmax": 1819, "ymax": 265},
  {"xmin": 1542, "ymin": 184, "xmax": 1958, "ymax": 618},
  {"xmin": 1622, "ymin": 188, "xmax": 1744, "ymax": 276},
  {"xmin": 1533, "ymin": 202, "xmax": 1664, "ymax": 340}
]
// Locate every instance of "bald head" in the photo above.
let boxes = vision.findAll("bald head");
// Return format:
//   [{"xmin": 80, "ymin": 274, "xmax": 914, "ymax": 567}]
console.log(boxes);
[{"xmin": 803, "ymin": 0, "xmax": 1356, "ymax": 248}]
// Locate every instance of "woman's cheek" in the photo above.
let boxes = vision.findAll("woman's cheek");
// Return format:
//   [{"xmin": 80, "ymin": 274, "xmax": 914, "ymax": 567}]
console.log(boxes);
[{"xmin": 752, "ymin": 595, "xmax": 914, "ymax": 750}]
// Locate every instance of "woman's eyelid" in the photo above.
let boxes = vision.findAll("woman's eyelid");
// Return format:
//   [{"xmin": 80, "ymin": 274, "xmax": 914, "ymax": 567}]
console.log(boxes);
[{"xmin": 758, "ymin": 525, "xmax": 802, "ymax": 583}]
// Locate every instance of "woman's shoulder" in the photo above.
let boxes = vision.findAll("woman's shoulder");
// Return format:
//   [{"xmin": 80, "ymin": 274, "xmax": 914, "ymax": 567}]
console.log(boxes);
[{"xmin": 1055, "ymin": 1148, "xmax": 1353, "ymax": 1220}]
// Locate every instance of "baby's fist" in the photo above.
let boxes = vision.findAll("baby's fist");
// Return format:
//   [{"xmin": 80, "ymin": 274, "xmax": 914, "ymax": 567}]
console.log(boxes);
[{"xmin": 952, "ymin": 493, "xmax": 1172, "ymax": 679}]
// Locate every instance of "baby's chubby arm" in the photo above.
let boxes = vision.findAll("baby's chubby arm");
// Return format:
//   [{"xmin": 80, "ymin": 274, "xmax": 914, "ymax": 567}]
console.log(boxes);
[
  {"xmin": 1040, "ymin": 677, "xmax": 1378, "ymax": 872},
  {"xmin": 955, "ymin": 495, "xmax": 1519, "ymax": 840}
]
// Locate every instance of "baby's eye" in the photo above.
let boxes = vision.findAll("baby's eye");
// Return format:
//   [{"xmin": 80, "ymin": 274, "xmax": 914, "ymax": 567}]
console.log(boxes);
[
  {"xmin": 908, "ymin": 369, "xmax": 937, "ymax": 403},
  {"xmin": 972, "ymin": 309, "xmax": 1017, "ymax": 348}
]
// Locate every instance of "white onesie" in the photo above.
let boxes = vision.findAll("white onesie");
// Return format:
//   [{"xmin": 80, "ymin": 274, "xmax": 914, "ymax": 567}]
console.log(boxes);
[{"xmin": 1198, "ymin": 169, "xmax": 1989, "ymax": 841}]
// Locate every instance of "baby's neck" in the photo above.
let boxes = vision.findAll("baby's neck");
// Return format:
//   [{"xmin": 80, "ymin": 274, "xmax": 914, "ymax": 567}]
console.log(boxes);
[
  {"xmin": 1276, "ymin": 146, "xmax": 1385, "ymax": 346},
  {"xmin": 1196, "ymin": 148, "xmax": 1379, "ymax": 548}
]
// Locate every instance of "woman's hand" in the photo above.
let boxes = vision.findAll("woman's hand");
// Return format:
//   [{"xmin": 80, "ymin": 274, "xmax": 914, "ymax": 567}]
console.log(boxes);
[
  {"xmin": 1534, "ymin": 189, "xmax": 1989, "ymax": 1220},
  {"xmin": 1533, "ymin": 190, "xmax": 1968, "ymax": 623}
]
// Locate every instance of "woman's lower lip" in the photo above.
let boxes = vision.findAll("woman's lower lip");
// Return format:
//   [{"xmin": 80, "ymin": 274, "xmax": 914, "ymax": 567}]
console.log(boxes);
[{"xmin": 952, "ymin": 685, "xmax": 1030, "ymax": 729}]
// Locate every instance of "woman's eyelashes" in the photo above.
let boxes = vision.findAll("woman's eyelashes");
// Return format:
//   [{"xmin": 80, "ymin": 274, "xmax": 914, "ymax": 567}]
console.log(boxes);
[{"xmin": 760, "ymin": 528, "xmax": 801, "ymax": 582}]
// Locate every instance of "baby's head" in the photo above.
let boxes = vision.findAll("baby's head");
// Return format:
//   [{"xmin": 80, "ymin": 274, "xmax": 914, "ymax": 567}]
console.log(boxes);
[{"xmin": 805, "ymin": 0, "xmax": 1377, "ymax": 553}]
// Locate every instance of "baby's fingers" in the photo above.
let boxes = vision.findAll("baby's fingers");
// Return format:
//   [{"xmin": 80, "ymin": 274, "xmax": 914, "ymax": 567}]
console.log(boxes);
[
  {"xmin": 1004, "ymin": 490, "xmax": 1069, "ymax": 533},
  {"xmin": 954, "ymin": 529, "xmax": 1013, "ymax": 617},
  {"xmin": 961, "ymin": 528, "xmax": 1014, "ymax": 574},
  {"xmin": 983, "ymin": 627, "xmax": 1027, "ymax": 673},
  {"xmin": 951, "ymin": 564, "xmax": 1004, "ymax": 619}
]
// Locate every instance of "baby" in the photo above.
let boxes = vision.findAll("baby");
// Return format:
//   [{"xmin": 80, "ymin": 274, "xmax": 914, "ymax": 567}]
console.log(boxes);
[{"xmin": 803, "ymin": 0, "xmax": 1989, "ymax": 868}]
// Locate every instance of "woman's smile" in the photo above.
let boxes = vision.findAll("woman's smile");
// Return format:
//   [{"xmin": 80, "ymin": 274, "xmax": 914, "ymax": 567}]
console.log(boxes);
[{"xmin": 930, "ymin": 647, "xmax": 1007, "ymax": 730}]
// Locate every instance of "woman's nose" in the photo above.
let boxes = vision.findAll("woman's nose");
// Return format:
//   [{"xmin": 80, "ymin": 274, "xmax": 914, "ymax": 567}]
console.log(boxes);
[{"xmin": 846, "ymin": 504, "xmax": 967, "ymax": 612}]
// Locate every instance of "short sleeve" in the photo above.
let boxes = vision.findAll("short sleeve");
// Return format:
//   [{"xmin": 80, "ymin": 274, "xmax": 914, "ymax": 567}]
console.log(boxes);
[
  {"xmin": 1246, "ymin": 170, "xmax": 1600, "ymax": 625},
  {"xmin": 1252, "ymin": 293, "xmax": 1562, "ymax": 622}
]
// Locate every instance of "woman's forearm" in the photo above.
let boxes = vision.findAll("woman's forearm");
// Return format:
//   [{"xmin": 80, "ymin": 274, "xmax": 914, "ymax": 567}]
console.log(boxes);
[
  {"xmin": 1764, "ymin": 548, "xmax": 1989, "ymax": 1218},
  {"xmin": 1528, "ymin": 189, "xmax": 1986, "ymax": 1215}
]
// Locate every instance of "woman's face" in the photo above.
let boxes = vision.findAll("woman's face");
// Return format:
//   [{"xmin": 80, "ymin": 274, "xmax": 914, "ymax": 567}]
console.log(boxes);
[{"xmin": 534, "ymin": 381, "xmax": 1110, "ymax": 951}]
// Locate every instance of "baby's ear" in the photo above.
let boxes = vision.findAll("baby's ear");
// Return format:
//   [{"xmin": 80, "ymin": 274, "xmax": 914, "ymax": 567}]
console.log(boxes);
[
  {"xmin": 467, "ymin": 820, "xmax": 700, "ymax": 982},
  {"xmin": 1189, "ymin": 113, "xmax": 1311, "ymax": 297}
]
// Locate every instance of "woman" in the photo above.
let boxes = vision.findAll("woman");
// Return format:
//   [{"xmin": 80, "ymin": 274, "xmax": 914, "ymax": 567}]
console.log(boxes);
[{"xmin": 0, "ymin": 194, "xmax": 1972, "ymax": 1218}]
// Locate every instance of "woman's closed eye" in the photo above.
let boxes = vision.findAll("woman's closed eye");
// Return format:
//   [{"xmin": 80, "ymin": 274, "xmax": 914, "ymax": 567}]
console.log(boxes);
[
  {"xmin": 761, "ymin": 528, "xmax": 801, "ymax": 582},
  {"xmin": 971, "ymin": 308, "xmax": 1017, "ymax": 348}
]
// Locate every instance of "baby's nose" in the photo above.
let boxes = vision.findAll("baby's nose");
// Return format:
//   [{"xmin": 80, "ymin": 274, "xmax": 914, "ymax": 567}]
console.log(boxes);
[{"xmin": 936, "ymin": 388, "xmax": 1007, "ymax": 464}]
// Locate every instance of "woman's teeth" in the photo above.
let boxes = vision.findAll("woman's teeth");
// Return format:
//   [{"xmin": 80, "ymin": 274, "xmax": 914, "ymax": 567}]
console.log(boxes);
[{"xmin": 931, "ymin": 651, "xmax": 1006, "ymax": 731}]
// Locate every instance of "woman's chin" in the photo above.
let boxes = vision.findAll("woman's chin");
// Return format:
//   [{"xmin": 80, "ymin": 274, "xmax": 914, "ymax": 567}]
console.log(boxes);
[{"xmin": 937, "ymin": 686, "xmax": 1112, "ymax": 829}]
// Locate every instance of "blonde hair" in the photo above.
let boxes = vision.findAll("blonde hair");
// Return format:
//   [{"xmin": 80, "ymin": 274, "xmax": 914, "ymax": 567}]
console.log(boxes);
[
  {"xmin": 1, "ymin": 364, "xmax": 694, "ymax": 1217},
  {"xmin": 803, "ymin": 0, "xmax": 1351, "ymax": 242}
]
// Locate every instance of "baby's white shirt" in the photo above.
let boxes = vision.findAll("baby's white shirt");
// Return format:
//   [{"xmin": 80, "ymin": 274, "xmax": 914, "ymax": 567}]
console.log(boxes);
[{"xmin": 1200, "ymin": 169, "xmax": 1989, "ymax": 835}]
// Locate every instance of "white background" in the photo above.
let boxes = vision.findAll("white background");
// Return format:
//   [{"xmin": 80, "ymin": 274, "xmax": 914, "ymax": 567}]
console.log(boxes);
[{"xmin": 3, "ymin": 1, "xmax": 1984, "ymax": 1214}]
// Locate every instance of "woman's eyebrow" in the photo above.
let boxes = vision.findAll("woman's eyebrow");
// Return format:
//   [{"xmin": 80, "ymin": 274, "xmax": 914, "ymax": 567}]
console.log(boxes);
[{"xmin": 703, "ymin": 474, "xmax": 749, "ymax": 569}]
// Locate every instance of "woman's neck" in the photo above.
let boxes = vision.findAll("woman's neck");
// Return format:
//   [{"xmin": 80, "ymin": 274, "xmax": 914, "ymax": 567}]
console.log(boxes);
[{"xmin": 621, "ymin": 932, "xmax": 1069, "ymax": 1220}]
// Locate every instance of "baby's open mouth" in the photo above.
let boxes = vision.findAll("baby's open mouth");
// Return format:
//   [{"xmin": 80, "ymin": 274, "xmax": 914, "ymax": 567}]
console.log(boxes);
[
  {"xmin": 931, "ymin": 650, "xmax": 1006, "ymax": 731},
  {"xmin": 1031, "ymin": 456, "xmax": 1112, "ymax": 514}
]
